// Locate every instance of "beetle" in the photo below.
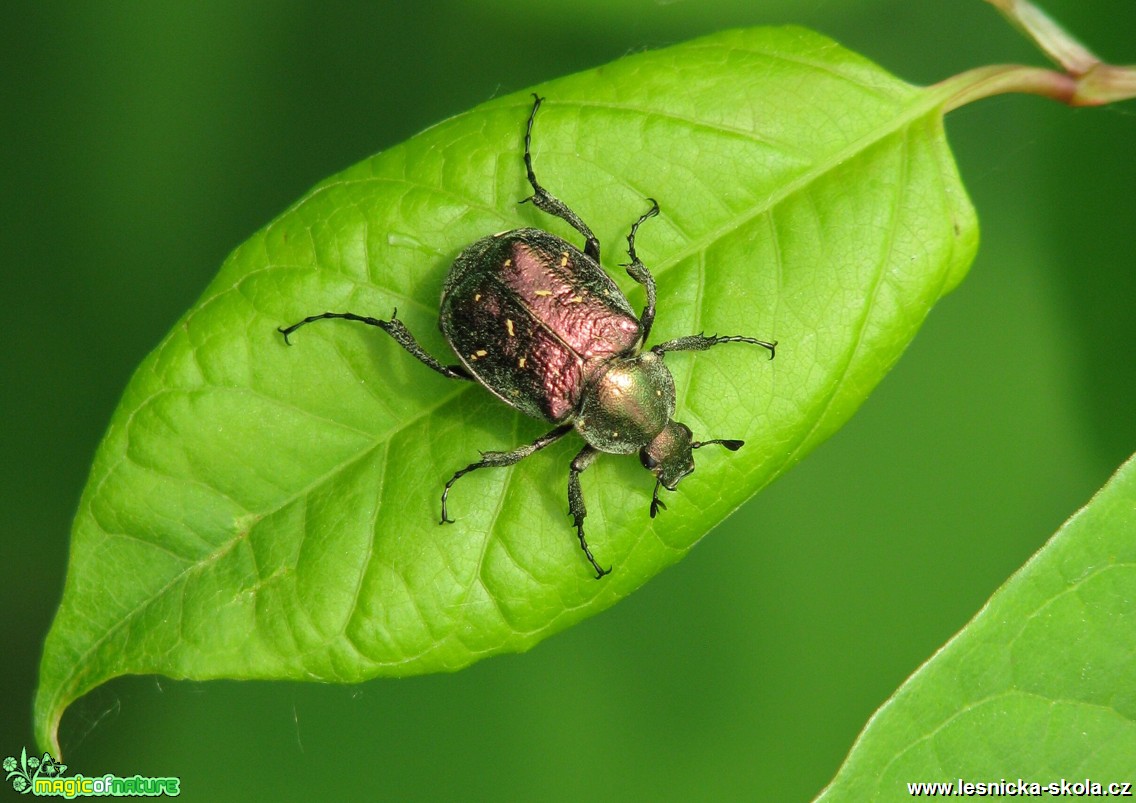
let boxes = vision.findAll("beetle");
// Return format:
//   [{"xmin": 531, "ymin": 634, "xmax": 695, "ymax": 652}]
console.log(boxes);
[{"xmin": 278, "ymin": 94, "xmax": 776, "ymax": 578}]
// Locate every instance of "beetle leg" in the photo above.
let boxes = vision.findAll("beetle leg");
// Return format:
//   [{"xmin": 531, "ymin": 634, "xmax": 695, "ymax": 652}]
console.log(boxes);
[
  {"xmin": 278, "ymin": 310, "xmax": 473, "ymax": 380},
  {"xmin": 521, "ymin": 94, "xmax": 602, "ymax": 263},
  {"xmin": 440, "ymin": 423, "xmax": 573, "ymax": 524},
  {"xmin": 567, "ymin": 444, "xmax": 611, "ymax": 579},
  {"xmin": 624, "ymin": 198, "xmax": 660, "ymax": 342},
  {"xmin": 652, "ymin": 332, "xmax": 776, "ymax": 360}
]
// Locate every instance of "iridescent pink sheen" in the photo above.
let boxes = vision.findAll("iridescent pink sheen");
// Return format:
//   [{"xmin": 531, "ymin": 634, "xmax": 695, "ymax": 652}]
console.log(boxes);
[
  {"xmin": 498, "ymin": 242, "xmax": 641, "ymax": 420},
  {"xmin": 504, "ymin": 242, "xmax": 640, "ymax": 359}
]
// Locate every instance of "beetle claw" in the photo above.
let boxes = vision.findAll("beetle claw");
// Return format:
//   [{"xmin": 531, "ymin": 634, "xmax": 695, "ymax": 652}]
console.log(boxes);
[
  {"xmin": 440, "ymin": 493, "xmax": 456, "ymax": 524},
  {"xmin": 649, "ymin": 481, "xmax": 668, "ymax": 518}
]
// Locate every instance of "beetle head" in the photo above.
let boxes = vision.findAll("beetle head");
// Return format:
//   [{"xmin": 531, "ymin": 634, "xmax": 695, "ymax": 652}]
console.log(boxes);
[{"xmin": 640, "ymin": 422, "xmax": 744, "ymax": 517}]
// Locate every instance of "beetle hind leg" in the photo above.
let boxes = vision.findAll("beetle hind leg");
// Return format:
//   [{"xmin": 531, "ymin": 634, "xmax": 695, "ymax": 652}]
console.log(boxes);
[{"xmin": 521, "ymin": 94, "xmax": 602, "ymax": 263}]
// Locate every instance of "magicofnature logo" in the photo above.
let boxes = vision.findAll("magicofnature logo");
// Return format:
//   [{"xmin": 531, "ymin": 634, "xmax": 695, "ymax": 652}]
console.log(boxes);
[{"xmin": 4, "ymin": 748, "xmax": 180, "ymax": 797}]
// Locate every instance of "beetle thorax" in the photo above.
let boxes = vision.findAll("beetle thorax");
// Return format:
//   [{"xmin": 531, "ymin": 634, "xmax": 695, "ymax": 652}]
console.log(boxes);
[{"xmin": 575, "ymin": 351, "xmax": 676, "ymax": 455}]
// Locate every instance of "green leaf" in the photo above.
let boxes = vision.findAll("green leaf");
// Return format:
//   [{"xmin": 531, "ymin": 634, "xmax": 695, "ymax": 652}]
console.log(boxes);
[
  {"xmin": 818, "ymin": 453, "xmax": 1136, "ymax": 799},
  {"xmin": 36, "ymin": 26, "xmax": 978, "ymax": 755}
]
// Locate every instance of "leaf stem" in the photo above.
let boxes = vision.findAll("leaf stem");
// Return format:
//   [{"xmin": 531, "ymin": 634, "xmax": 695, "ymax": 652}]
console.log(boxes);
[
  {"xmin": 937, "ymin": 64, "xmax": 1073, "ymax": 112},
  {"xmin": 985, "ymin": 0, "xmax": 1100, "ymax": 75},
  {"xmin": 940, "ymin": 0, "xmax": 1136, "ymax": 110}
]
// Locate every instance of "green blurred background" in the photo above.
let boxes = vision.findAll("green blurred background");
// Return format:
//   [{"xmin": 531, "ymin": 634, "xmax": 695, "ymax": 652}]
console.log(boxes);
[{"xmin": 4, "ymin": 1, "xmax": 1134, "ymax": 799}]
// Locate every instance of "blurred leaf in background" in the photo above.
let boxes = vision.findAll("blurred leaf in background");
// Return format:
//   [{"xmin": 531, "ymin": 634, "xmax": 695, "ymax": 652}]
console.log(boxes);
[
  {"xmin": 819, "ymin": 453, "xmax": 1136, "ymax": 798},
  {"xmin": 4, "ymin": 0, "xmax": 1134, "ymax": 800}
]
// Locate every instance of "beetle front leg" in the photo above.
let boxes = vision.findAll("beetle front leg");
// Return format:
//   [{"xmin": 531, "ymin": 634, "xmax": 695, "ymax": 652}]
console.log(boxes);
[
  {"xmin": 278, "ymin": 310, "xmax": 473, "ymax": 380},
  {"xmin": 652, "ymin": 332, "xmax": 776, "ymax": 360},
  {"xmin": 522, "ymin": 94, "xmax": 602, "ymax": 263},
  {"xmin": 440, "ymin": 423, "xmax": 573, "ymax": 524},
  {"xmin": 624, "ymin": 198, "xmax": 660, "ymax": 341},
  {"xmin": 567, "ymin": 444, "xmax": 610, "ymax": 579}
]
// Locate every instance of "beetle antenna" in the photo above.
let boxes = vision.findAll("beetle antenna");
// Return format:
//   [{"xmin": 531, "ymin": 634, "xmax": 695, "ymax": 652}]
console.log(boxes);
[
  {"xmin": 650, "ymin": 480, "xmax": 667, "ymax": 518},
  {"xmin": 692, "ymin": 439, "xmax": 744, "ymax": 451}
]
